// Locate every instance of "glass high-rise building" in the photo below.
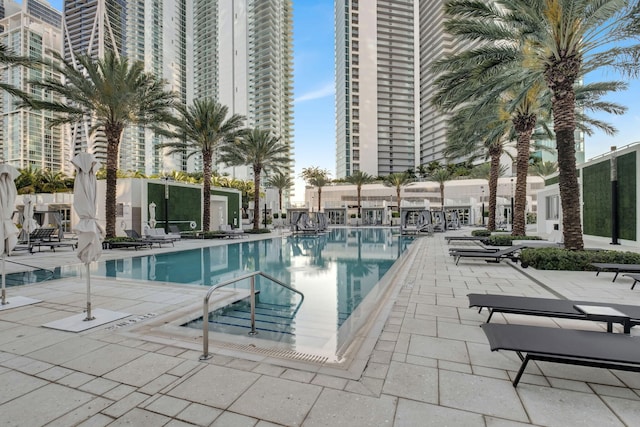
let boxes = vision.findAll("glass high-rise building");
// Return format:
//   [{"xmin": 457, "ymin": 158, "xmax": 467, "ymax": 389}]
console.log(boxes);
[
  {"xmin": 0, "ymin": 0, "xmax": 65, "ymax": 171},
  {"xmin": 62, "ymin": 0, "xmax": 192, "ymax": 175},
  {"xmin": 335, "ymin": 0, "xmax": 418, "ymax": 178},
  {"xmin": 195, "ymin": 0, "xmax": 294, "ymax": 189}
]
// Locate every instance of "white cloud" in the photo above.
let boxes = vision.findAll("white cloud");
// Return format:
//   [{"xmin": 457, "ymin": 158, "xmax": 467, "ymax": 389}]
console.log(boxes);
[{"xmin": 295, "ymin": 82, "xmax": 334, "ymax": 103}]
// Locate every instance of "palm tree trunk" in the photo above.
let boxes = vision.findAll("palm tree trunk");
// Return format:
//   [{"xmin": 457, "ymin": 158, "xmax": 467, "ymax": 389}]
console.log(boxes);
[
  {"xmin": 396, "ymin": 187, "xmax": 401, "ymax": 210},
  {"xmin": 317, "ymin": 187, "xmax": 322, "ymax": 212},
  {"xmin": 546, "ymin": 57, "xmax": 583, "ymax": 250},
  {"xmin": 357, "ymin": 186, "xmax": 361, "ymax": 218},
  {"xmin": 253, "ymin": 167, "xmax": 261, "ymax": 231},
  {"xmin": 202, "ymin": 151, "xmax": 212, "ymax": 232},
  {"xmin": 488, "ymin": 146, "xmax": 501, "ymax": 231},
  {"xmin": 512, "ymin": 116, "xmax": 536, "ymax": 236},
  {"xmin": 278, "ymin": 190, "xmax": 282, "ymax": 212},
  {"xmin": 440, "ymin": 184, "xmax": 445, "ymax": 210},
  {"xmin": 104, "ymin": 125, "xmax": 123, "ymax": 239}
]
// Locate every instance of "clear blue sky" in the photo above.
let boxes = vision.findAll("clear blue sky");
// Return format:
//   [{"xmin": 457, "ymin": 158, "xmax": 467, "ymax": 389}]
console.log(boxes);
[{"xmin": 45, "ymin": 0, "xmax": 639, "ymax": 198}]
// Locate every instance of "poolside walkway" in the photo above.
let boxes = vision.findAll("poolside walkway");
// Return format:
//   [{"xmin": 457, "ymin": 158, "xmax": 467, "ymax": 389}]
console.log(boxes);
[{"xmin": 1, "ymin": 231, "xmax": 640, "ymax": 426}]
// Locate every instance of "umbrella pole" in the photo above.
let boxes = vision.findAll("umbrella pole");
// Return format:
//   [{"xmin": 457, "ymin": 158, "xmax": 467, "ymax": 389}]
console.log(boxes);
[
  {"xmin": 1, "ymin": 254, "xmax": 6, "ymax": 305},
  {"xmin": 84, "ymin": 263, "xmax": 94, "ymax": 321}
]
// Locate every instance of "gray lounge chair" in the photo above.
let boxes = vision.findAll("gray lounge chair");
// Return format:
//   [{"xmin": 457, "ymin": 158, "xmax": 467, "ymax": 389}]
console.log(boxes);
[
  {"xmin": 445, "ymin": 235, "xmax": 489, "ymax": 245},
  {"xmin": 125, "ymin": 229, "xmax": 173, "ymax": 247},
  {"xmin": 481, "ymin": 323, "xmax": 640, "ymax": 387},
  {"xmin": 450, "ymin": 246, "xmax": 523, "ymax": 265},
  {"xmin": 468, "ymin": 293, "xmax": 640, "ymax": 332},
  {"xmin": 590, "ymin": 263, "xmax": 640, "ymax": 282}
]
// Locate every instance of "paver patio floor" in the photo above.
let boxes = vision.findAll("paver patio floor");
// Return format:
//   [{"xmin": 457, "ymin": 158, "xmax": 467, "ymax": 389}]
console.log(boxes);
[{"xmin": 1, "ymin": 231, "xmax": 639, "ymax": 426}]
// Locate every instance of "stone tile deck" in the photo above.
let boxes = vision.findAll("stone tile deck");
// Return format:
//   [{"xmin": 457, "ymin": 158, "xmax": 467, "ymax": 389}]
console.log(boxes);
[{"xmin": 1, "ymin": 232, "xmax": 640, "ymax": 426}]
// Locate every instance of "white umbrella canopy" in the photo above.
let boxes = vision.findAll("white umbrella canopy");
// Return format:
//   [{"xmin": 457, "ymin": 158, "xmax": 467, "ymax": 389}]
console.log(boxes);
[
  {"xmin": 0, "ymin": 164, "xmax": 19, "ymax": 305},
  {"xmin": 0, "ymin": 164, "xmax": 19, "ymax": 256},
  {"xmin": 22, "ymin": 195, "xmax": 38, "ymax": 235},
  {"xmin": 72, "ymin": 153, "xmax": 104, "ymax": 264},
  {"xmin": 72, "ymin": 153, "xmax": 104, "ymax": 320}
]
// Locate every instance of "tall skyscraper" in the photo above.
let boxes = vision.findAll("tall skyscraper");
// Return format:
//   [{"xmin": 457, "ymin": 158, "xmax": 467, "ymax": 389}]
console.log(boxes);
[
  {"xmin": 62, "ymin": 0, "xmax": 192, "ymax": 175},
  {"xmin": 196, "ymin": 0, "xmax": 294, "ymax": 186},
  {"xmin": 0, "ymin": 0, "xmax": 65, "ymax": 171},
  {"xmin": 335, "ymin": 0, "xmax": 418, "ymax": 178},
  {"xmin": 335, "ymin": 1, "xmax": 585, "ymax": 178}
]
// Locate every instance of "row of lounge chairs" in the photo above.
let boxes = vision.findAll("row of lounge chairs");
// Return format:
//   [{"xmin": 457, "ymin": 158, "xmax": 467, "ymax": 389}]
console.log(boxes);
[
  {"xmin": 470, "ymin": 293, "xmax": 640, "ymax": 387},
  {"xmin": 13, "ymin": 227, "xmax": 77, "ymax": 254}
]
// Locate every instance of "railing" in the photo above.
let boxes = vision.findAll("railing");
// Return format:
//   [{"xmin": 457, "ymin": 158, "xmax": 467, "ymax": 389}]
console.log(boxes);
[{"xmin": 200, "ymin": 271, "xmax": 304, "ymax": 360}]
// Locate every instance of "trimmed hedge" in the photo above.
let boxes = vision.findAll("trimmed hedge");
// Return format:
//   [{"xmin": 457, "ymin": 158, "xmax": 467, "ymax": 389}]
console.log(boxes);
[
  {"xmin": 104, "ymin": 237, "xmax": 137, "ymax": 243},
  {"xmin": 520, "ymin": 248, "xmax": 640, "ymax": 270},
  {"xmin": 471, "ymin": 230, "xmax": 491, "ymax": 237},
  {"xmin": 487, "ymin": 235, "xmax": 543, "ymax": 246},
  {"xmin": 244, "ymin": 228, "xmax": 271, "ymax": 234}
]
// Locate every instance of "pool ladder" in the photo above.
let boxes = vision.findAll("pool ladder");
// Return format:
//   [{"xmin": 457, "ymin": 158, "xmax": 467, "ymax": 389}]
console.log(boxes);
[{"xmin": 200, "ymin": 271, "xmax": 304, "ymax": 360}]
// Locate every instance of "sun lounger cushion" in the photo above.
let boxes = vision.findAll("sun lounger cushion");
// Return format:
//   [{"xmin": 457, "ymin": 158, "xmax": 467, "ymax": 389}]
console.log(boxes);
[
  {"xmin": 481, "ymin": 323, "xmax": 640, "ymax": 386},
  {"xmin": 468, "ymin": 293, "xmax": 640, "ymax": 327}
]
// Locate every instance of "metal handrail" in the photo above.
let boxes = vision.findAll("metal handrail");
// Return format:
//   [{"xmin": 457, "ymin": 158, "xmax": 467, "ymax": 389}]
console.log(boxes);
[{"xmin": 200, "ymin": 271, "xmax": 304, "ymax": 360}]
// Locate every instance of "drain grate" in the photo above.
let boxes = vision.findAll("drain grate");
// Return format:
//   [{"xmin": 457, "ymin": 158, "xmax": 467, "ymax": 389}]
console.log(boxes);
[
  {"xmin": 105, "ymin": 313, "xmax": 158, "ymax": 330},
  {"xmin": 216, "ymin": 341, "xmax": 329, "ymax": 364}
]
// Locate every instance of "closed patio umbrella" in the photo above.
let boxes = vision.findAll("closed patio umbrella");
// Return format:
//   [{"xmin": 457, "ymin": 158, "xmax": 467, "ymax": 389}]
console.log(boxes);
[
  {"xmin": 72, "ymin": 152, "xmax": 104, "ymax": 321},
  {"xmin": 22, "ymin": 195, "xmax": 38, "ymax": 247},
  {"xmin": 0, "ymin": 164, "xmax": 19, "ymax": 305}
]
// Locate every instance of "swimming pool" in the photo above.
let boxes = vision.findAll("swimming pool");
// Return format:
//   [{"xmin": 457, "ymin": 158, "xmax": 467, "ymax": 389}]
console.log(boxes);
[{"xmin": 96, "ymin": 228, "xmax": 415, "ymax": 359}]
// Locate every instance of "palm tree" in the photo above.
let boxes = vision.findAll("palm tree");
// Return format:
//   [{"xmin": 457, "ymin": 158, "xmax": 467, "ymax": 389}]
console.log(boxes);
[
  {"xmin": 220, "ymin": 128, "xmax": 290, "ymax": 231},
  {"xmin": 383, "ymin": 172, "xmax": 412, "ymax": 211},
  {"xmin": 429, "ymin": 167, "xmax": 452, "ymax": 212},
  {"xmin": 39, "ymin": 169, "xmax": 71, "ymax": 193},
  {"xmin": 531, "ymin": 161, "xmax": 558, "ymax": 178},
  {"xmin": 301, "ymin": 167, "xmax": 332, "ymax": 212},
  {"xmin": 158, "ymin": 99, "xmax": 245, "ymax": 231},
  {"xmin": 265, "ymin": 172, "xmax": 294, "ymax": 212},
  {"xmin": 27, "ymin": 50, "xmax": 176, "ymax": 238},
  {"xmin": 0, "ymin": 44, "xmax": 38, "ymax": 100},
  {"xmin": 435, "ymin": 0, "xmax": 640, "ymax": 249},
  {"xmin": 15, "ymin": 166, "xmax": 41, "ymax": 194},
  {"xmin": 346, "ymin": 171, "xmax": 375, "ymax": 218}
]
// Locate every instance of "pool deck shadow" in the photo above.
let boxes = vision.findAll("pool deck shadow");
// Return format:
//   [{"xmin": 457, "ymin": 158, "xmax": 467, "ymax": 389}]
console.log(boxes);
[{"xmin": 1, "ymin": 231, "xmax": 640, "ymax": 426}]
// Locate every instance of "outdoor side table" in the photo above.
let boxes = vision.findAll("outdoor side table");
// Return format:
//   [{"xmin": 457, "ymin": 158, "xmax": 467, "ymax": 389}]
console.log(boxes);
[{"xmin": 574, "ymin": 305, "xmax": 631, "ymax": 334}]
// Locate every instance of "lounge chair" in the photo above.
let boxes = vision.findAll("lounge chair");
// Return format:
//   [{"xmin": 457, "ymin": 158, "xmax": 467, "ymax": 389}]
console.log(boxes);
[
  {"xmin": 445, "ymin": 235, "xmax": 489, "ymax": 245},
  {"xmin": 168, "ymin": 225, "xmax": 183, "ymax": 238},
  {"xmin": 125, "ymin": 229, "xmax": 173, "ymax": 247},
  {"xmin": 468, "ymin": 293, "xmax": 640, "ymax": 332},
  {"xmin": 450, "ymin": 246, "xmax": 524, "ymax": 265},
  {"xmin": 145, "ymin": 227, "xmax": 180, "ymax": 242},
  {"xmin": 590, "ymin": 262, "xmax": 640, "ymax": 282},
  {"xmin": 219, "ymin": 224, "xmax": 246, "ymax": 238},
  {"xmin": 481, "ymin": 323, "xmax": 640, "ymax": 387},
  {"xmin": 623, "ymin": 273, "xmax": 640, "ymax": 290}
]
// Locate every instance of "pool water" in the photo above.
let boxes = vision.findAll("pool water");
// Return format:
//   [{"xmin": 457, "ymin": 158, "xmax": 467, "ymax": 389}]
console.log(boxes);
[{"xmin": 97, "ymin": 228, "xmax": 414, "ymax": 357}]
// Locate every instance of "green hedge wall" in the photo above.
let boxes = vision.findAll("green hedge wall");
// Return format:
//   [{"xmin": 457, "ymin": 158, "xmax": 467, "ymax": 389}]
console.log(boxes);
[
  {"xmin": 617, "ymin": 152, "xmax": 636, "ymax": 241},
  {"xmin": 148, "ymin": 183, "xmax": 201, "ymax": 231},
  {"xmin": 583, "ymin": 161, "xmax": 610, "ymax": 238},
  {"xmin": 582, "ymin": 152, "xmax": 636, "ymax": 241}
]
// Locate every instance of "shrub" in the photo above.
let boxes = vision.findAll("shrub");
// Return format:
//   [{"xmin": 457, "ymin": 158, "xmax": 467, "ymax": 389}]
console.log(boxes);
[
  {"xmin": 201, "ymin": 231, "xmax": 228, "ymax": 239},
  {"xmin": 281, "ymin": 213, "xmax": 287, "ymax": 219},
  {"xmin": 273, "ymin": 213, "xmax": 279, "ymax": 219},
  {"xmin": 104, "ymin": 237, "xmax": 137, "ymax": 243},
  {"xmin": 471, "ymin": 230, "xmax": 491, "ymax": 237},
  {"xmin": 244, "ymin": 228, "xmax": 271, "ymax": 234},
  {"xmin": 520, "ymin": 248, "xmax": 640, "ymax": 270},
  {"xmin": 487, "ymin": 235, "xmax": 543, "ymax": 246},
  {"xmin": 391, "ymin": 211, "xmax": 400, "ymax": 218},
  {"xmin": 526, "ymin": 212, "xmax": 537, "ymax": 224}
]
